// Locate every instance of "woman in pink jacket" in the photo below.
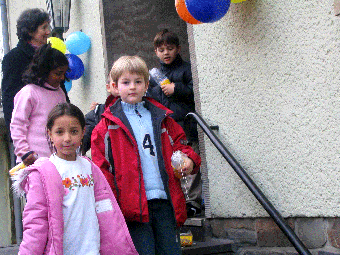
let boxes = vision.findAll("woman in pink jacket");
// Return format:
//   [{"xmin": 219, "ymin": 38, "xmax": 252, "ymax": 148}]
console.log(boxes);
[{"xmin": 12, "ymin": 103, "xmax": 138, "ymax": 255}]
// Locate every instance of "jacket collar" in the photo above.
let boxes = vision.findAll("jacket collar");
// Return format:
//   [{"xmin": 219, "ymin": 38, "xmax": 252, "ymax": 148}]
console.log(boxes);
[
  {"xmin": 102, "ymin": 97, "xmax": 173, "ymax": 141},
  {"xmin": 105, "ymin": 94, "xmax": 118, "ymax": 108},
  {"xmin": 104, "ymin": 97, "xmax": 173, "ymax": 121},
  {"xmin": 108, "ymin": 98, "xmax": 134, "ymax": 137},
  {"xmin": 160, "ymin": 54, "xmax": 183, "ymax": 71},
  {"xmin": 143, "ymin": 97, "xmax": 173, "ymax": 116},
  {"xmin": 17, "ymin": 39, "xmax": 36, "ymax": 58}
]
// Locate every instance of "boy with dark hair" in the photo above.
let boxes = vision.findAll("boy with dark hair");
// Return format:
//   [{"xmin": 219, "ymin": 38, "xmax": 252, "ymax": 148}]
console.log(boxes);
[{"xmin": 147, "ymin": 29, "xmax": 202, "ymax": 217}]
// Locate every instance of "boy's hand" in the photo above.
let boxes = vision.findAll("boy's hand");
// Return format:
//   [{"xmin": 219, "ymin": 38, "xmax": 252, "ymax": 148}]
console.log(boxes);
[
  {"xmin": 181, "ymin": 158, "xmax": 194, "ymax": 177},
  {"xmin": 161, "ymin": 82, "xmax": 175, "ymax": 96},
  {"xmin": 90, "ymin": 102, "xmax": 99, "ymax": 111}
]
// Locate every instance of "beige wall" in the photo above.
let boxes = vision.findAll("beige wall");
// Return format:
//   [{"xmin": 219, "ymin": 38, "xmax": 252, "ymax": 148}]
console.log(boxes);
[{"xmin": 192, "ymin": 0, "xmax": 340, "ymax": 217}]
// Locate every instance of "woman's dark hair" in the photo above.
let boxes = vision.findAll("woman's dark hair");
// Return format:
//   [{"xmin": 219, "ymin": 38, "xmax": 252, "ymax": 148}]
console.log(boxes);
[
  {"xmin": 46, "ymin": 103, "xmax": 86, "ymax": 154},
  {"xmin": 17, "ymin": 8, "xmax": 50, "ymax": 41},
  {"xmin": 154, "ymin": 29, "xmax": 180, "ymax": 49},
  {"xmin": 23, "ymin": 43, "xmax": 69, "ymax": 87}
]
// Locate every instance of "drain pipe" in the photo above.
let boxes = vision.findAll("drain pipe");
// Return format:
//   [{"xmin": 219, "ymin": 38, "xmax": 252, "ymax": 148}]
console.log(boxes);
[
  {"xmin": 0, "ymin": 0, "xmax": 23, "ymax": 245},
  {"xmin": 1, "ymin": 0, "xmax": 9, "ymax": 53}
]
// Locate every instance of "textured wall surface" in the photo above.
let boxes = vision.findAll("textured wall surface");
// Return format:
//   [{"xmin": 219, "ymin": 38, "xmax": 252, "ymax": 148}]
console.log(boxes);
[
  {"xmin": 102, "ymin": 0, "xmax": 190, "ymax": 70},
  {"xmin": 65, "ymin": 0, "xmax": 107, "ymax": 113},
  {"xmin": 192, "ymin": 0, "xmax": 340, "ymax": 217}
]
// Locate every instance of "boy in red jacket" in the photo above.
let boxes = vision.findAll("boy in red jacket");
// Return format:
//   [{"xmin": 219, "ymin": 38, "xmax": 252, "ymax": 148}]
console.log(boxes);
[{"xmin": 91, "ymin": 55, "xmax": 201, "ymax": 255}]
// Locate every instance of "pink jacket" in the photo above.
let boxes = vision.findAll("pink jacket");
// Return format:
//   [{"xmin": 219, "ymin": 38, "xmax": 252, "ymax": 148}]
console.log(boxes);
[
  {"xmin": 12, "ymin": 157, "xmax": 138, "ymax": 255},
  {"xmin": 10, "ymin": 83, "xmax": 66, "ymax": 161}
]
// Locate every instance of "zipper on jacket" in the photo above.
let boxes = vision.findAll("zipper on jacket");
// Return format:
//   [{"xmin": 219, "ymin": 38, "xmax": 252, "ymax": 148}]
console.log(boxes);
[
  {"xmin": 157, "ymin": 113, "xmax": 178, "ymax": 226},
  {"xmin": 134, "ymin": 105, "xmax": 142, "ymax": 118},
  {"xmin": 135, "ymin": 106, "xmax": 144, "ymax": 221},
  {"xmin": 109, "ymin": 100, "xmax": 145, "ymax": 222},
  {"xmin": 125, "ymin": 131, "xmax": 144, "ymax": 222}
]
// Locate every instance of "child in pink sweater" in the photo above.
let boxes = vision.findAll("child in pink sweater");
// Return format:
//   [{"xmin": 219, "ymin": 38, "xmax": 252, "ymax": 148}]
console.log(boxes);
[{"xmin": 10, "ymin": 44, "xmax": 68, "ymax": 165}]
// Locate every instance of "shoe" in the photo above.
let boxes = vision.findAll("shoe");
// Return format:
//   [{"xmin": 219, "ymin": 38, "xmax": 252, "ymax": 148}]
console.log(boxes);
[{"xmin": 186, "ymin": 204, "xmax": 201, "ymax": 218}]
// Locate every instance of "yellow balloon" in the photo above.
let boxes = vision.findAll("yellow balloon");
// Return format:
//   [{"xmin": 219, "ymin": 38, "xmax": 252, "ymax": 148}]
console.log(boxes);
[
  {"xmin": 47, "ymin": 37, "xmax": 67, "ymax": 54},
  {"xmin": 231, "ymin": 0, "xmax": 246, "ymax": 3}
]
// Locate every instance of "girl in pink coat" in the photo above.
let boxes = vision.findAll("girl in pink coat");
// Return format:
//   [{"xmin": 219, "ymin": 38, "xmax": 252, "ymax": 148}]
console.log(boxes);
[
  {"xmin": 10, "ymin": 44, "xmax": 68, "ymax": 166},
  {"xmin": 11, "ymin": 103, "xmax": 138, "ymax": 255}
]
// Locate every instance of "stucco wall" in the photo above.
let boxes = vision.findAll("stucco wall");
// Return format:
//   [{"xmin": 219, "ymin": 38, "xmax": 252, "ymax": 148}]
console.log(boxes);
[
  {"xmin": 65, "ymin": 0, "xmax": 107, "ymax": 113},
  {"xmin": 192, "ymin": 0, "xmax": 340, "ymax": 217}
]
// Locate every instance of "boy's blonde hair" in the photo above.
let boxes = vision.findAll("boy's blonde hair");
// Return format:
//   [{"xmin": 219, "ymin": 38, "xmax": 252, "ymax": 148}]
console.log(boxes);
[{"xmin": 110, "ymin": 56, "xmax": 149, "ymax": 84}]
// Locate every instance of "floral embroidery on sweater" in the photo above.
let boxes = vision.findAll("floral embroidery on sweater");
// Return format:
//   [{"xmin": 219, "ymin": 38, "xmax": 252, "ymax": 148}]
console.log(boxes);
[{"xmin": 62, "ymin": 174, "xmax": 94, "ymax": 190}]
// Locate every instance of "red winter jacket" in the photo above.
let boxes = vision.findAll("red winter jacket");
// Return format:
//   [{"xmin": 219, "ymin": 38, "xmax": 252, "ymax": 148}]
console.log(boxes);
[{"xmin": 91, "ymin": 97, "xmax": 201, "ymax": 227}]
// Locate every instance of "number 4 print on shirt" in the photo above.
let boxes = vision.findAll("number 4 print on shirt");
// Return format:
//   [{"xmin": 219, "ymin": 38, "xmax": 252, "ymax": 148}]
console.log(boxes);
[{"xmin": 143, "ymin": 134, "xmax": 155, "ymax": 156}]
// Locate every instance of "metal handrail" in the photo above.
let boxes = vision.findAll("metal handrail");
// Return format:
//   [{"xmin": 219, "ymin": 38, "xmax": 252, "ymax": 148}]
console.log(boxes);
[{"xmin": 187, "ymin": 112, "xmax": 311, "ymax": 255}]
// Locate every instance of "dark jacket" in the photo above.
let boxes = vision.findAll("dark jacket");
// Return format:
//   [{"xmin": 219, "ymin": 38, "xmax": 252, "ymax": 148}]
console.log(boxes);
[
  {"xmin": 91, "ymin": 97, "xmax": 201, "ymax": 227},
  {"xmin": 1, "ymin": 40, "xmax": 69, "ymax": 133},
  {"xmin": 82, "ymin": 95, "xmax": 116, "ymax": 154},
  {"xmin": 147, "ymin": 54, "xmax": 198, "ymax": 142}
]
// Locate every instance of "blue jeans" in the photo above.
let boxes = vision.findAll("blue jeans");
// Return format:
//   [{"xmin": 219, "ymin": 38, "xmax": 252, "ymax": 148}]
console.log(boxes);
[{"xmin": 127, "ymin": 199, "xmax": 182, "ymax": 255}]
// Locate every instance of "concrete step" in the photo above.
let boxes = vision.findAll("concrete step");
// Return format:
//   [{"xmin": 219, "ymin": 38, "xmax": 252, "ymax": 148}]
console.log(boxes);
[
  {"xmin": 181, "ymin": 217, "xmax": 207, "ymax": 242},
  {"xmin": 2, "ymin": 241, "xmax": 236, "ymax": 255},
  {"xmin": 181, "ymin": 217, "xmax": 238, "ymax": 254},
  {"xmin": 181, "ymin": 238, "xmax": 236, "ymax": 255}
]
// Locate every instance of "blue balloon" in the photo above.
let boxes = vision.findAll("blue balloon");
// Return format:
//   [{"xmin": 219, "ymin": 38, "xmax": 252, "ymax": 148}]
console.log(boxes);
[
  {"xmin": 64, "ymin": 80, "xmax": 72, "ymax": 92},
  {"xmin": 65, "ymin": 31, "xmax": 91, "ymax": 55},
  {"xmin": 65, "ymin": 54, "xmax": 84, "ymax": 80},
  {"xmin": 185, "ymin": 0, "xmax": 230, "ymax": 23}
]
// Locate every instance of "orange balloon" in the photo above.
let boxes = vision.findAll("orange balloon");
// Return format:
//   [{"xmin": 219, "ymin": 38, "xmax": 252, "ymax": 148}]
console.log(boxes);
[{"xmin": 175, "ymin": 0, "xmax": 202, "ymax": 25}]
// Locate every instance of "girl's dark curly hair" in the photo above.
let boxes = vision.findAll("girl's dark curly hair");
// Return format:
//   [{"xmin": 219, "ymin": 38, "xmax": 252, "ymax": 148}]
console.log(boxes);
[
  {"xmin": 17, "ymin": 8, "xmax": 50, "ymax": 42},
  {"xmin": 22, "ymin": 43, "xmax": 69, "ymax": 88}
]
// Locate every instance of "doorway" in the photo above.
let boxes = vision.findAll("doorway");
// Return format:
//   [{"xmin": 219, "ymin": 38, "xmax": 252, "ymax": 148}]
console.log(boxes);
[{"xmin": 101, "ymin": 0, "xmax": 190, "ymax": 70}]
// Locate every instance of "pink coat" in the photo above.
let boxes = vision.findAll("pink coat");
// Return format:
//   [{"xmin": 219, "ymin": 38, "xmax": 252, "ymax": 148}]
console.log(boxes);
[
  {"xmin": 13, "ymin": 157, "xmax": 138, "ymax": 255},
  {"xmin": 10, "ymin": 83, "xmax": 66, "ymax": 161}
]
